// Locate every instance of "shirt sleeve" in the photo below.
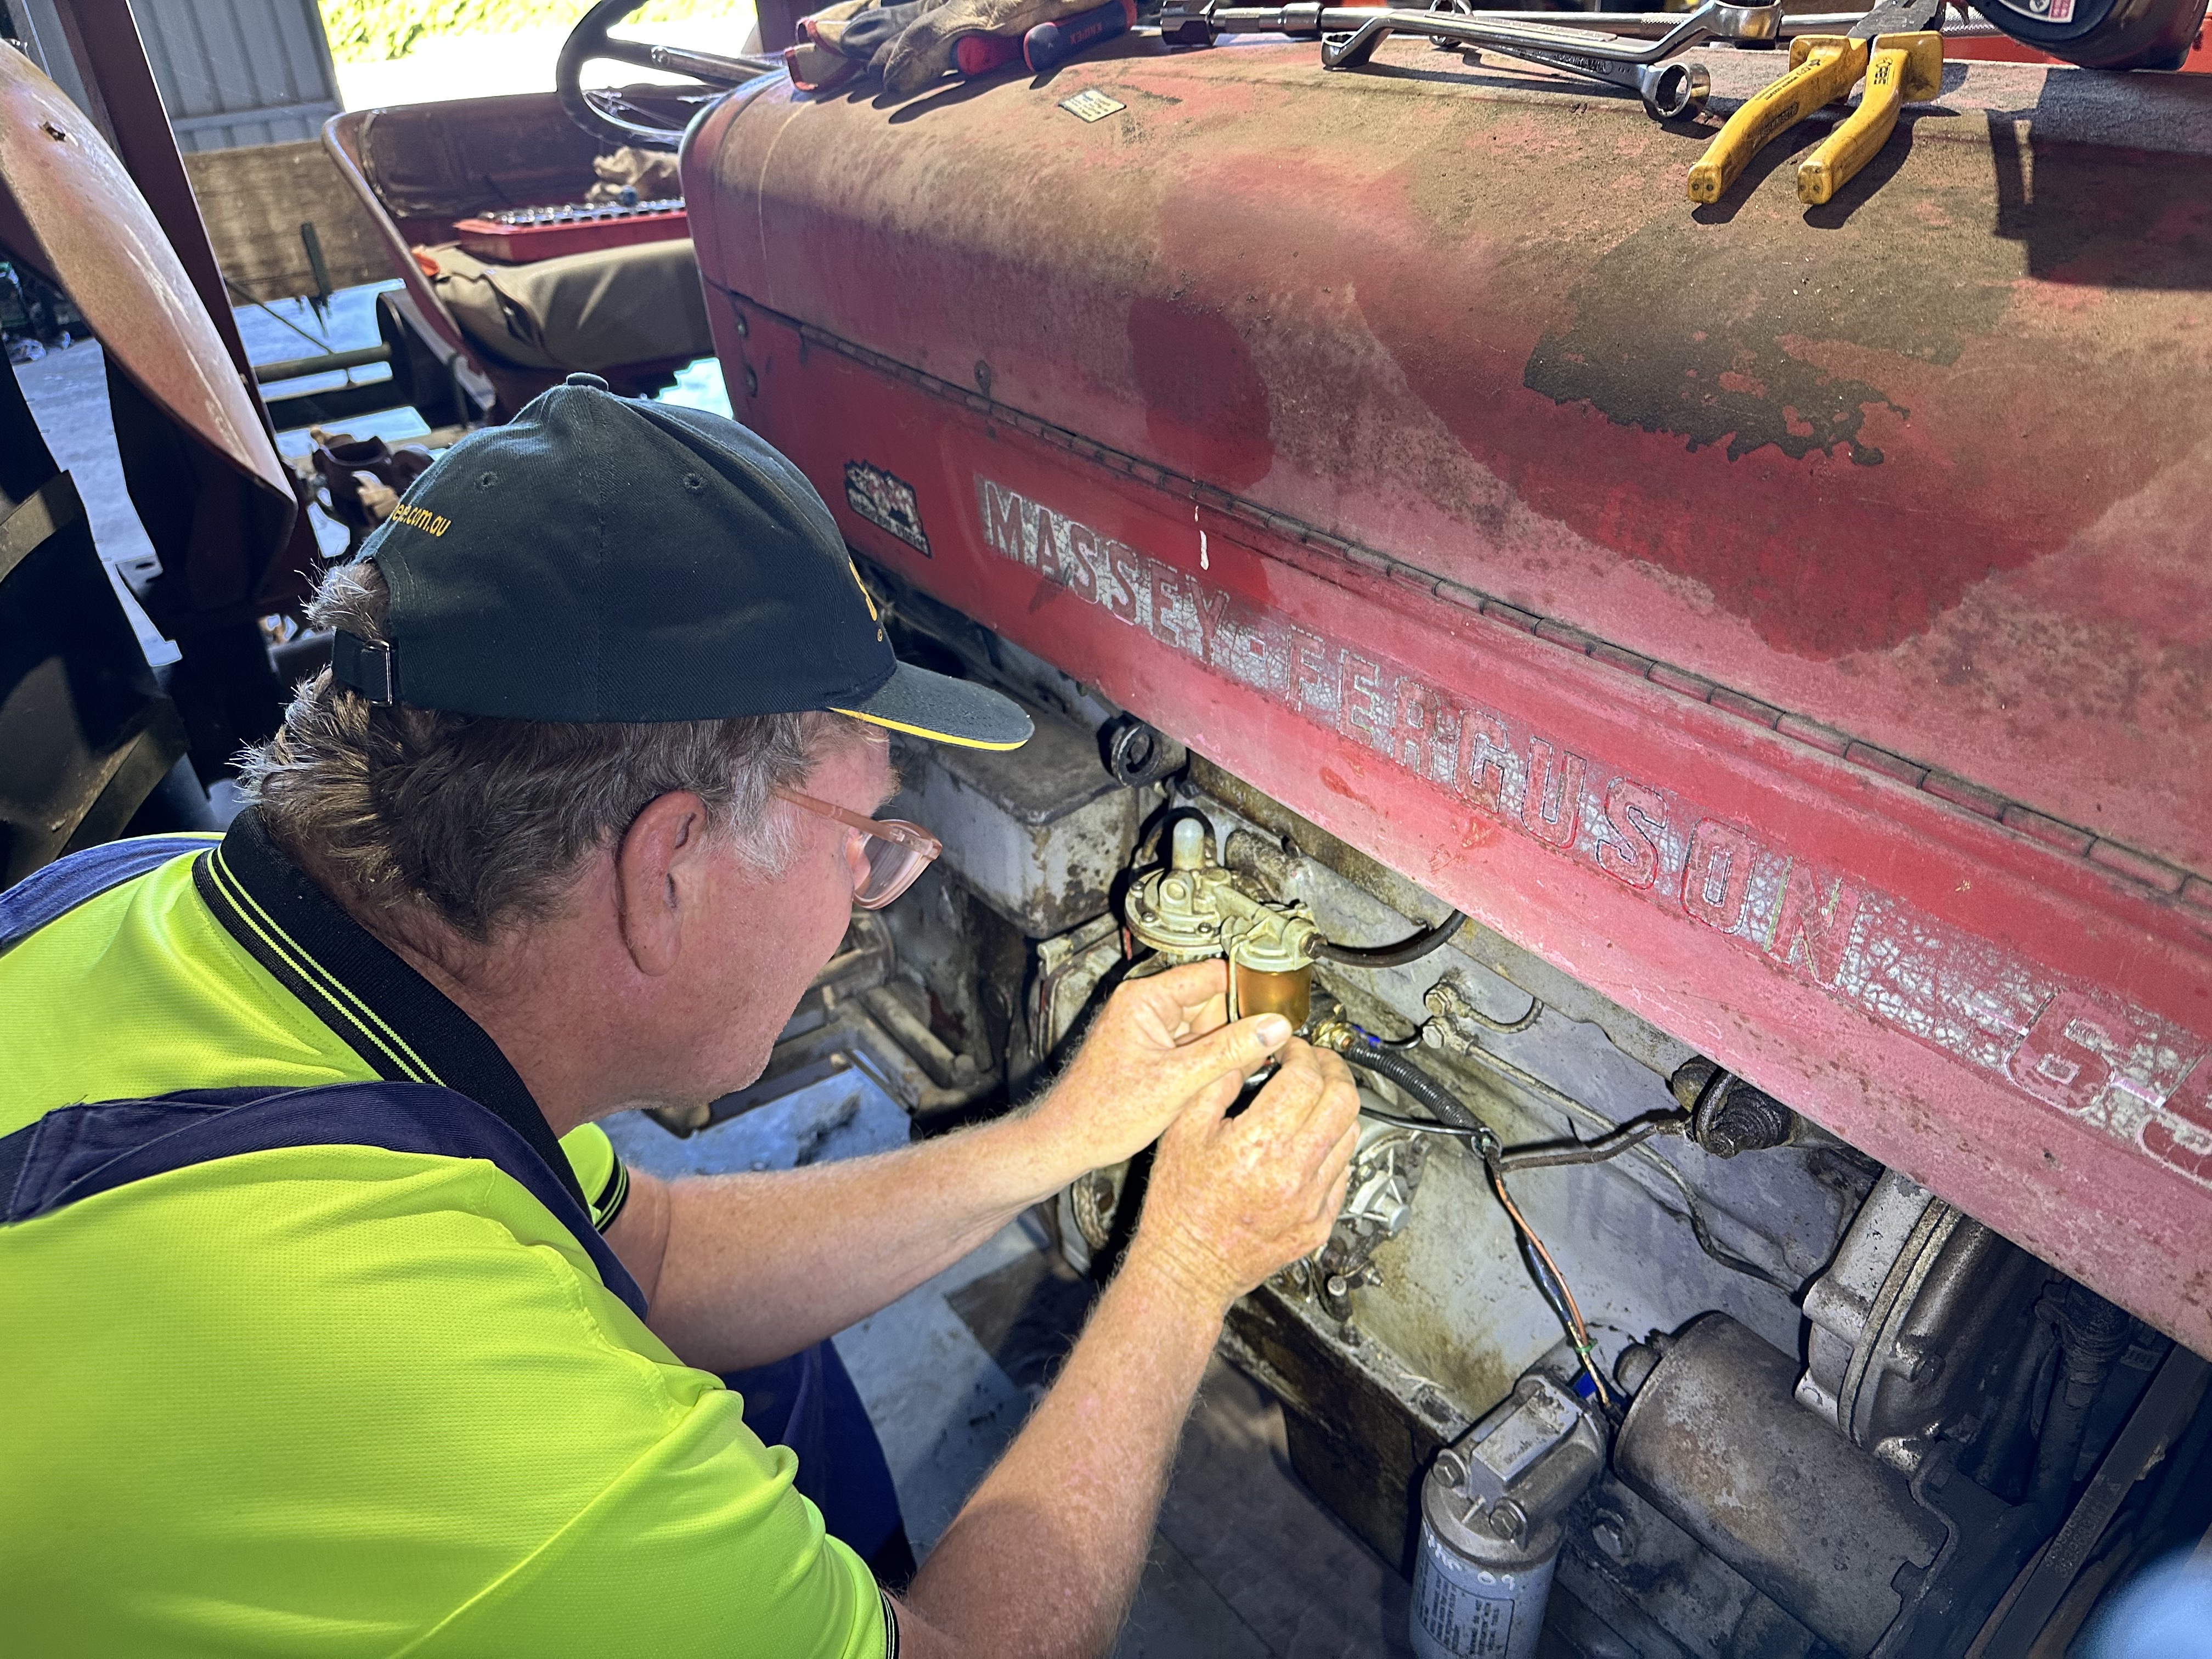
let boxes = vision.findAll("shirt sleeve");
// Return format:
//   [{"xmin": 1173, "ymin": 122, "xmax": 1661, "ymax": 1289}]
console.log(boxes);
[{"xmin": 557, "ymin": 1121, "xmax": 631, "ymax": 1231}]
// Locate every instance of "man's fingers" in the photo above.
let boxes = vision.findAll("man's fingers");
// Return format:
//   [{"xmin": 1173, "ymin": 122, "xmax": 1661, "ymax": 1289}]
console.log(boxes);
[
  {"xmin": 1308, "ymin": 1118, "xmax": 1362, "ymax": 1194},
  {"xmin": 1234, "ymin": 1040, "xmax": 1341, "ymax": 1139},
  {"xmin": 1160, "ymin": 1065, "xmax": 1243, "ymax": 1153},
  {"xmin": 1169, "ymin": 990, "xmax": 1231, "ymax": 1046},
  {"xmin": 1147, "ymin": 959, "xmax": 1232, "ymax": 1019},
  {"xmin": 1308, "ymin": 1166, "xmax": 1354, "ymax": 1239},
  {"xmin": 1169, "ymin": 1010, "xmax": 1295, "ymax": 1094},
  {"xmin": 1292, "ymin": 1068, "xmax": 1362, "ymax": 1171},
  {"xmin": 1128, "ymin": 960, "xmax": 1229, "ymax": 1039},
  {"xmin": 1290, "ymin": 1047, "xmax": 1357, "ymax": 1130}
]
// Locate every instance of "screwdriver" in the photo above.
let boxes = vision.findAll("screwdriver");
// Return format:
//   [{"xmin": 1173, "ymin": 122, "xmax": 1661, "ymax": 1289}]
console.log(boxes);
[
  {"xmin": 1025, "ymin": 0, "xmax": 1138, "ymax": 72},
  {"xmin": 955, "ymin": 32, "xmax": 1024, "ymax": 72}
]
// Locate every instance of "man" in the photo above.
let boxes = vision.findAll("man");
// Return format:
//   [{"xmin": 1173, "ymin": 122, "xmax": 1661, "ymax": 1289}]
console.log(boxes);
[{"xmin": 0, "ymin": 374, "xmax": 1361, "ymax": 1657}]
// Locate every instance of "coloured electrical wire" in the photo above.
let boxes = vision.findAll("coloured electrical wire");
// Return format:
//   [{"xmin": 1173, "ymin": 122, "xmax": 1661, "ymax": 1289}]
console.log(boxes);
[
  {"xmin": 1325, "ymin": 1017, "xmax": 1802, "ymax": 1294},
  {"xmin": 1485, "ymin": 1148, "xmax": 1615, "ymax": 1412},
  {"xmin": 1351, "ymin": 1098, "xmax": 1680, "ymax": 1172},
  {"xmin": 1318, "ymin": 1019, "xmax": 1618, "ymax": 1407}
]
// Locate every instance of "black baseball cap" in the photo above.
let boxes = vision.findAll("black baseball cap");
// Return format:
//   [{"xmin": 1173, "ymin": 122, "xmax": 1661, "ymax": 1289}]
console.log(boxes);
[{"xmin": 330, "ymin": 374, "xmax": 1031, "ymax": 751}]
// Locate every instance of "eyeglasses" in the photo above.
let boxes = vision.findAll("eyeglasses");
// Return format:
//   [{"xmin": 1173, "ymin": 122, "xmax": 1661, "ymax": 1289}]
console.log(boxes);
[{"xmin": 771, "ymin": 786, "xmax": 943, "ymax": 910}]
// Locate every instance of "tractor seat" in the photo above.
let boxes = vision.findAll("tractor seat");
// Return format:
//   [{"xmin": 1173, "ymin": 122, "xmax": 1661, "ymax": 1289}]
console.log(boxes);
[
  {"xmin": 324, "ymin": 95, "xmax": 712, "ymax": 416},
  {"xmin": 410, "ymin": 238, "xmax": 709, "ymax": 377}
]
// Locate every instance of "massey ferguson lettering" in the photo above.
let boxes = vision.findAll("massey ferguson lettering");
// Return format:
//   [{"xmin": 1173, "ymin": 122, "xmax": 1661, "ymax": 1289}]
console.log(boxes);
[{"xmin": 974, "ymin": 473, "xmax": 2212, "ymax": 1190}]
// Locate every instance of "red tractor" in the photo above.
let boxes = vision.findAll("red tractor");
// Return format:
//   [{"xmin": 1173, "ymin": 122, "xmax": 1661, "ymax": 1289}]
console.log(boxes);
[
  {"xmin": 654, "ymin": 1, "xmax": 2212, "ymax": 1647},
  {"xmin": 10, "ymin": 0, "xmax": 2211, "ymax": 1644}
]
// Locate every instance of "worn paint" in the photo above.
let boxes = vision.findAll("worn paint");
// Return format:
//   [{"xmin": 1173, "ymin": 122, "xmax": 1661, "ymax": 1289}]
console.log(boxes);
[
  {"xmin": 686, "ymin": 46, "xmax": 2212, "ymax": 872},
  {"xmin": 684, "ymin": 44, "xmax": 2212, "ymax": 1349},
  {"xmin": 971, "ymin": 470, "xmax": 2212, "ymax": 1186}
]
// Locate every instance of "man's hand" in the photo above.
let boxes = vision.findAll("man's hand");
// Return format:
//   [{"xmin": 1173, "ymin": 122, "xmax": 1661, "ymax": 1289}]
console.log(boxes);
[
  {"xmin": 1028, "ymin": 961, "xmax": 1296, "ymax": 1180},
  {"xmin": 892, "ymin": 1038, "xmax": 1362, "ymax": 1659},
  {"xmin": 1125, "ymin": 1040, "xmax": 1362, "ymax": 1316}
]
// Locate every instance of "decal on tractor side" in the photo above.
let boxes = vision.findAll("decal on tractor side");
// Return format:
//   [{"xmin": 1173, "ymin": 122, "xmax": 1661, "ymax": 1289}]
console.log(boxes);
[
  {"xmin": 974, "ymin": 472, "xmax": 2212, "ymax": 1189},
  {"xmin": 845, "ymin": 461, "xmax": 930, "ymax": 556}
]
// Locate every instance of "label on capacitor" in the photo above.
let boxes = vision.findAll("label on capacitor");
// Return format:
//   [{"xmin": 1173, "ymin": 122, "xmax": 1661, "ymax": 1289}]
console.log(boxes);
[{"xmin": 1411, "ymin": 1527, "xmax": 1532, "ymax": 1658}]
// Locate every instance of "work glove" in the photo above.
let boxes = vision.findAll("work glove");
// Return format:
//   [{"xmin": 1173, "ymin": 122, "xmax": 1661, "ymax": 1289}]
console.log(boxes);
[
  {"xmin": 800, "ymin": 0, "xmax": 872, "ymax": 36},
  {"xmin": 787, "ymin": 0, "xmax": 940, "ymax": 91},
  {"xmin": 878, "ymin": 0, "xmax": 1100, "ymax": 97},
  {"xmin": 819, "ymin": 0, "xmax": 934, "ymax": 66}
]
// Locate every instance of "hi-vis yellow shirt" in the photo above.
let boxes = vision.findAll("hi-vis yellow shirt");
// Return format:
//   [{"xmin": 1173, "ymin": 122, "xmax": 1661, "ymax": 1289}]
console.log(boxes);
[{"xmin": 0, "ymin": 818, "xmax": 888, "ymax": 1658}]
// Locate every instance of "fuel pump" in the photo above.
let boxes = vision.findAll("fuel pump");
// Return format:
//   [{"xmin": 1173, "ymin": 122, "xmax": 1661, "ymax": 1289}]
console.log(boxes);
[{"xmin": 1123, "ymin": 815, "xmax": 1320, "ymax": 1029}]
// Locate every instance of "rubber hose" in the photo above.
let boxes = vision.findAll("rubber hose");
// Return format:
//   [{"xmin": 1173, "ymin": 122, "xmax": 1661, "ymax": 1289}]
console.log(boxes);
[
  {"xmin": 1310, "ymin": 909, "xmax": 1466, "ymax": 969},
  {"xmin": 1341, "ymin": 1044, "xmax": 1488, "ymax": 1135},
  {"xmin": 2030, "ymin": 1369, "xmax": 2101, "ymax": 1513},
  {"xmin": 2031, "ymin": 1289, "xmax": 2132, "ymax": 1512}
]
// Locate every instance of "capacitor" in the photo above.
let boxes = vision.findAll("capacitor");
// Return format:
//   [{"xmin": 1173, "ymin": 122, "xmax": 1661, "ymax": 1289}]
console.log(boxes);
[{"xmin": 1410, "ymin": 1460, "xmax": 1561, "ymax": 1659}]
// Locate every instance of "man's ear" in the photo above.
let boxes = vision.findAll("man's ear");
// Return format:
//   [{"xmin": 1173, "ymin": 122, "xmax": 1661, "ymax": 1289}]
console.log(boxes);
[{"xmin": 613, "ymin": 792, "xmax": 716, "ymax": 977}]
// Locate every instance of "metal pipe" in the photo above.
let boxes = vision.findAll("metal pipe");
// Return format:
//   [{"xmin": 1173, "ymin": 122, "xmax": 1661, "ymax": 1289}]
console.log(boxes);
[
  {"xmin": 1491, "ymin": 1113, "xmax": 1679, "ymax": 1171},
  {"xmin": 860, "ymin": 984, "xmax": 974, "ymax": 1090},
  {"xmin": 1180, "ymin": 0, "xmax": 1782, "ymax": 61},
  {"xmin": 646, "ymin": 42, "xmax": 782, "ymax": 82},
  {"xmin": 1358, "ymin": 6, "xmax": 2001, "ymax": 36},
  {"xmin": 1968, "ymin": 1307, "xmax": 2059, "ymax": 1499},
  {"xmin": 251, "ymin": 345, "xmax": 393, "ymax": 385}
]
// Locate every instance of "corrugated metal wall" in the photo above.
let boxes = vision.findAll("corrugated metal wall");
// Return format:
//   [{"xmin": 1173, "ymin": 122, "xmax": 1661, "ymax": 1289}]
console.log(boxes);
[{"xmin": 133, "ymin": 0, "xmax": 342, "ymax": 151}]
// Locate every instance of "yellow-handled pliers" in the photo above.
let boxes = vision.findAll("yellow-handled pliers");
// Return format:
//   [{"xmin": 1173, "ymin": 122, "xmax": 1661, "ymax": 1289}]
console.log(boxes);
[{"xmin": 1688, "ymin": 0, "xmax": 1944, "ymax": 206}]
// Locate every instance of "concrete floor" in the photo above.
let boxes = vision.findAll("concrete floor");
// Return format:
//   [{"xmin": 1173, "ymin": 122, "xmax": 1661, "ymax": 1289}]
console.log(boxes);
[
  {"xmin": 605, "ymin": 1082, "xmax": 1417, "ymax": 1657},
  {"xmin": 14, "ymin": 336, "xmax": 176, "ymax": 664}
]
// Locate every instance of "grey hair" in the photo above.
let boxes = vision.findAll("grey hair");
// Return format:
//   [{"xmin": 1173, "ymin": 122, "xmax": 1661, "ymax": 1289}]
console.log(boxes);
[{"xmin": 238, "ymin": 560, "xmax": 865, "ymax": 941}]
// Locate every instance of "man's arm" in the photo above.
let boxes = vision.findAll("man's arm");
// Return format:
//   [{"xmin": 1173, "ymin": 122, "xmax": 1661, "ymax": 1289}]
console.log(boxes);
[
  {"xmin": 891, "ymin": 1041, "xmax": 1362, "ymax": 1659},
  {"xmin": 604, "ymin": 963, "xmax": 1294, "ymax": 1373}
]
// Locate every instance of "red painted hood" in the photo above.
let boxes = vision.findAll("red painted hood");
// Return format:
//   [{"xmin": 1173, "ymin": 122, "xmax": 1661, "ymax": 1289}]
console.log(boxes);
[
  {"xmin": 687, "ymin": 42, "xmax": 2212, "ymax": 880},
  {"xmin": 684, "ymin": 43, "xmax": 2212, "ymax": 1350}
]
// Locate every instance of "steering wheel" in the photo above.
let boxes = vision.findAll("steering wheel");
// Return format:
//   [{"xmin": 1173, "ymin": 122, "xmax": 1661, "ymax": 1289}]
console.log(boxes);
[{"xmin": 556, "ymin": 0, "xmax": 780, "ymax": 151}]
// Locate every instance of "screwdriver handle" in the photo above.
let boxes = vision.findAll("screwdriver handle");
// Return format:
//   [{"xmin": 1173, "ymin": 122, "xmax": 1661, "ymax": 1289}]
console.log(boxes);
[
  {"xmin": 1795, "ymin": 30, "xmax": 1943, "ymax": 205},
  {"xmin": 955, "ymin": 32, "xmax": 1024, "ymax": 74},
  {"xmin": 1685, "ymin": 34, "xmax": 1866, "ymax": 205},
  {"xmin": 1024, "ymin": 0, "xmax": 1137, "ymax": 73}
]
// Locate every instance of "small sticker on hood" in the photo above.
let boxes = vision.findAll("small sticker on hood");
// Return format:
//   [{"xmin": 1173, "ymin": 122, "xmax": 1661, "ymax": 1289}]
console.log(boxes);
[{"xmin": 1059, "ymin": 88, "xmax": 1126, "ymax": 122}]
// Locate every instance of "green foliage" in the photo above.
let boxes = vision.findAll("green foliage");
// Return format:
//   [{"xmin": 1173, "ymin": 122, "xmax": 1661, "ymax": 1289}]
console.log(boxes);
[{"xmin": 319, "ymin": 0, "xmax": 744, "ymax": 63}]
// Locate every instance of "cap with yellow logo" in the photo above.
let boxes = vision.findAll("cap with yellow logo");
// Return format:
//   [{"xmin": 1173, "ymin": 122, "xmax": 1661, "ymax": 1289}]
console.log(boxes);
[{"xmin": 330, "ymin": 373, "xmax": 1031, "ymax": 751}]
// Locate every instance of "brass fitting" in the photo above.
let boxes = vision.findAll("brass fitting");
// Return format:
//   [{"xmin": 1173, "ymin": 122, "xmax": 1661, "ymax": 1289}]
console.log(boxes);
[{"xmin": 1307, "ymin": 1016, "xmax": 1357, "ymax": 1053}]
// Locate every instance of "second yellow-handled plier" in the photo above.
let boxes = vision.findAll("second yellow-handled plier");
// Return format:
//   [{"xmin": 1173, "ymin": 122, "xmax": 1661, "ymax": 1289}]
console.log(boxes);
[{"xmin": 1688, "ymin": 0, "xmax": 1944, "ymax": 206}]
